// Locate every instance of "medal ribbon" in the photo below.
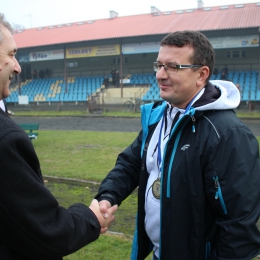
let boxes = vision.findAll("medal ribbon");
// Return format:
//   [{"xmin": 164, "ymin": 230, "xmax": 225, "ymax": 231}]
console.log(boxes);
[
  {"xmin": 157, "ymin": 116, "xmax": 165, "ymax": 175},
  {"xmin": 157, "ymin": 90, "xmax": 202, "ymax": 173}
]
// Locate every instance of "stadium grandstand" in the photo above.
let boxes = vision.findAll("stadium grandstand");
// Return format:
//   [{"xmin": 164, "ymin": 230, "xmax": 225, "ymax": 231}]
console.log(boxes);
[{"xmin": 7, "ymin": 1, "xmax": 260, "ymax": 111}]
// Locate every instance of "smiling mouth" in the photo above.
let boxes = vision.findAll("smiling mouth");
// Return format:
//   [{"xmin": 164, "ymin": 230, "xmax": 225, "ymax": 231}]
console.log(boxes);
[
  {"xmin": 160, "ymin": 84, "xmax": 172, "ymax": 89},
  {"xmin": 9, "ymin": 74, "xmax": 14, "ymax": 80}
]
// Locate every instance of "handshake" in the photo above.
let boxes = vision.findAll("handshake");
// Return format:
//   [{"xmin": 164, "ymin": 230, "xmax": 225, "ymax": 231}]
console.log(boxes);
[{"xmin": 89, "ymin": 199, "xmax": 118, "ymax": 234}]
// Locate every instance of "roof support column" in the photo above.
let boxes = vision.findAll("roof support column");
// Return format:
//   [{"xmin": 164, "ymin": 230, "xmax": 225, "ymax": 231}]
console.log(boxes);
[
  {"xmin": 120, "ymin": 39, "xmax": 123, "ymax": 98},
  {"xmin": 64, "ymin": 45, "xmax": 67, "ymax": 93}
]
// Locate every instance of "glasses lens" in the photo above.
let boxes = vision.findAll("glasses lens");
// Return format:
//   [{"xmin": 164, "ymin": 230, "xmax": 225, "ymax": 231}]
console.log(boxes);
[
  {"xmin": 167, "ymin": 65, "xmax": 177, "ymax": 73},
  {"xmin": 153, "ymin": 63, "xmax": 158, "ymax": 72},
  {"xmin": 153, "ymin": 63, "xmax": 178, "ymax": 74}
]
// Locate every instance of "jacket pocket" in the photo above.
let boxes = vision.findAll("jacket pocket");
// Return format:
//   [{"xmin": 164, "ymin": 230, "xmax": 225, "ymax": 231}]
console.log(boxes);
[{"xmin": 212, "ymin": 176, "xmax": 227, "ymax": 215}]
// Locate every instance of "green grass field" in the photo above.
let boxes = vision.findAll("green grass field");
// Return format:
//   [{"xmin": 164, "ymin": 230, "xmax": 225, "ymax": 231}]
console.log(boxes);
[
  {"xmin": 35, "ymin": 131, "xmax": 138, "ymax": 181},
  {"xmin": 36, "ymin": 130, "xmax": 148, "ymax": 259}
]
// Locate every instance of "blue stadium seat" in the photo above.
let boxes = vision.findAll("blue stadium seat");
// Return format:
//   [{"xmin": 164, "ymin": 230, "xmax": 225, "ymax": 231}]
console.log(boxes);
[{"xmin": 242, "ymin": 91, "xmax": 249, "ymax": 101}]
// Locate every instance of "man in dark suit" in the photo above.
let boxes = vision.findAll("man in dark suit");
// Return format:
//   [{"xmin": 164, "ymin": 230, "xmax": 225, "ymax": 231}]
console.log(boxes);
[{"xmin": 0, "ymin": 13, "xmax": 117, "ymax": 260}]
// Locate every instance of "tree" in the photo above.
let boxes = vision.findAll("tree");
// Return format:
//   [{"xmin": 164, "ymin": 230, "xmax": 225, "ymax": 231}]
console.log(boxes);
[{"xmin": 12, "ymin": 23, "xmax": 25, "ymax": 33}]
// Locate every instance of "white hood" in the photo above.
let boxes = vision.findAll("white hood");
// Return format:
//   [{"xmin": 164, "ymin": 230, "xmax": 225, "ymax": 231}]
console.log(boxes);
[{"xmin": 196, "ymin": 80, "xmax": 240, "ymax": 111}]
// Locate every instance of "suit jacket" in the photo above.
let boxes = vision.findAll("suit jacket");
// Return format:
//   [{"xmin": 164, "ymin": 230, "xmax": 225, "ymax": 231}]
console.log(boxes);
[{"xmin": 0, "ymin": 109, "xmax": 100, "ymax": 259}]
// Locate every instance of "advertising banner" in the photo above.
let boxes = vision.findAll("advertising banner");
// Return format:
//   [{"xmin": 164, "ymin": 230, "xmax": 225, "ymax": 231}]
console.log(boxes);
[
  {"xmin": 122, "ymin": 42, "xmax": 160, "ymax": 54},
  {"xmin": 29, "ymin": 49, "xmax": 64, "ymax": 61},
  {"xmin": 122, "ymin": 35, "xmax": 259, "ymax": 54},
  {"xmin": 66, "ymin": 44, "xmax": 120, "ymax": 58},
  {"xmin": 209, "ymin": 35, "xmax": 259, "ymax": 49}
]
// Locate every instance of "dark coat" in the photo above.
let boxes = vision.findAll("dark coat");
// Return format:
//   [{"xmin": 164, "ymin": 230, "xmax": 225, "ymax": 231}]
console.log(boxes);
[
  {"xmin": 96, "ymin": 86, "xmax": 260, "ymax": 259},
  {"xmin": 0, "ymin": 109, "xmax": 100, "ymax": 259}
]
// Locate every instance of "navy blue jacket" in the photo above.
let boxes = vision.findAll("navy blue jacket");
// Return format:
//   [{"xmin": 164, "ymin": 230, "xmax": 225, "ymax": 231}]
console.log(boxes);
[{"xmin": 96, "ymin": 83, "xmax": 260, "ymax": 259}]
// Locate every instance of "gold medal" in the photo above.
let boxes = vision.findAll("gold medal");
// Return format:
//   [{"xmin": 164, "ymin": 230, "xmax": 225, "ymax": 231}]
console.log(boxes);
[{"xmin": 152, "ymin": 178, "xmax": 161, "ymax": 199}]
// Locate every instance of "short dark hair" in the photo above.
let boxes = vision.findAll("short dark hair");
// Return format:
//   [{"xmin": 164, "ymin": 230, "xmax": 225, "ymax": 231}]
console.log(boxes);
[
  {"xmin": 0, "ymin": 13, "xmax": 13, "ymax": 44},
  {"xmin": 160, "ymin": 30, "xmax": 215, "ymax": 82}
]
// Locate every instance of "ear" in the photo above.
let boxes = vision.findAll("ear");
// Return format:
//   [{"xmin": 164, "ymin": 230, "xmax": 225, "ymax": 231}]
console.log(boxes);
[{"xmin": 196, "ymin": 66, "xmax": 210, "ymax": 87}]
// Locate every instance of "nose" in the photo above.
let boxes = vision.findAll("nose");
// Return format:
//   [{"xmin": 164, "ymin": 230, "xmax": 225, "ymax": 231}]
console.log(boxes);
[{"xmin": 14, "ymin": 58, "xmax": 21, "ymax": 74}]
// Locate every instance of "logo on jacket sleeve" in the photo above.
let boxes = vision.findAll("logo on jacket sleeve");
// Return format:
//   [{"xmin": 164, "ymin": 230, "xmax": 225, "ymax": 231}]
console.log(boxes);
[{"xmin": 181, "ymin": 144, "xmax": 190, "ymax": 151}]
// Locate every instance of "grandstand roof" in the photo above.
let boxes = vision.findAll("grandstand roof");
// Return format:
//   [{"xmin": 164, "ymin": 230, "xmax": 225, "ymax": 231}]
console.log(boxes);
[{"xmin": 14, "ymin": 2, "xmax": 260, "ymax": 49}]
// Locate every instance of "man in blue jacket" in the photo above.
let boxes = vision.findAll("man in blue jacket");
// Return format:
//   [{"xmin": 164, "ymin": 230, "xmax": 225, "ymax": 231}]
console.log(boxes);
[
  {"xmin": 0, "ymin": 13, "xmax": 117, "ymax": 259},
  {"xmin": 96, "ymin": 30, "xmax": 260, "ymax": 259}
]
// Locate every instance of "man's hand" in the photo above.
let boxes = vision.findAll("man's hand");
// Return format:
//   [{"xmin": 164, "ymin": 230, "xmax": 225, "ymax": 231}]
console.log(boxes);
[
  {"xmin": 99, "ymin": 200, "xmax": 112, "ymax": 218},
  {"xmin": 89, "ymin": 199, "xmax": 118, "ymax": 234}
]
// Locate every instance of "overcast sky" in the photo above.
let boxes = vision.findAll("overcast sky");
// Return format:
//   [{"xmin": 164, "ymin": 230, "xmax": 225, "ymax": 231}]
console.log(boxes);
[{"xmin": 0, "ymin": 0, "xmax": 258, "ymax": 29}]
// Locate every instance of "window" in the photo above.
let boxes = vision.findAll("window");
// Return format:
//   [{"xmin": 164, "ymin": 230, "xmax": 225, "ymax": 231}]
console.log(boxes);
[
  {"xmin": 232, "ymin": 50, "xmax": 240, "ymax": 58},
  {"xmin": 226, "ymin": 51, "xmax": 231, "ymax": 58},
  {"xmin": 226, "ymin": 50, "xmax": 246, "ymax": 59}
]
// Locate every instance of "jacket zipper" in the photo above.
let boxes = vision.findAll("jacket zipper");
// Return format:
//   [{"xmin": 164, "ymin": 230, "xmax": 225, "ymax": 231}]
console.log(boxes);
[
  {"xmin": 205, "ymin": 177, "xmax": 227, "ymax": 259},
  {"xmin": 213, "ymin": 176, "xmax": 227, "ymax": 214}
]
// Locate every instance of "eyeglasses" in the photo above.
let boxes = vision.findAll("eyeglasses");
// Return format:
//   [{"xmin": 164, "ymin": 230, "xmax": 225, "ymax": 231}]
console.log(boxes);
[{"xmin": 153, "ymin": 62, "xmax": 203, "ymax": 74}]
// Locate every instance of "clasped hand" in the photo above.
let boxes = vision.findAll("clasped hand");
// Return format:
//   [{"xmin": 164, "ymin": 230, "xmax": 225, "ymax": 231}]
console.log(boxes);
[{"xmin": 89, "ymin": 199, "xmax": 118, "ymax": 234}]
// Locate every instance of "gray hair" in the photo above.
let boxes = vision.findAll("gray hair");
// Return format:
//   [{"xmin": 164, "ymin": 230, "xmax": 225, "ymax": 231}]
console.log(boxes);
[{"xmin": 0, "ymin": 13, "xmax": 13, "ymax": 44}]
